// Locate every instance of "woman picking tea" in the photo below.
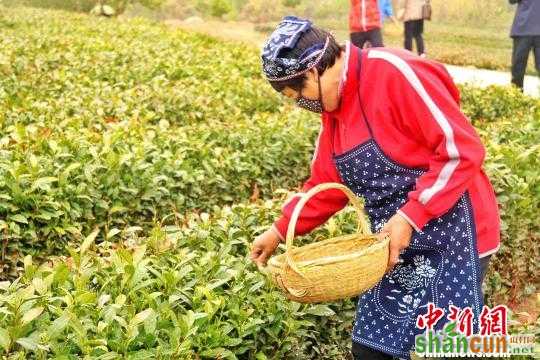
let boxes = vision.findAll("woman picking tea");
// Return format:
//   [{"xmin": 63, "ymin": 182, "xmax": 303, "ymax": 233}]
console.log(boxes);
[{"xmin": 250, "ymin": 16, "xmax": 500, "ymax": 359}]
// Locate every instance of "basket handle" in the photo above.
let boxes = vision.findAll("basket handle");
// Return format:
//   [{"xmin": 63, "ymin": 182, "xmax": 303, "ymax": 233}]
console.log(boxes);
[{"xmin": 285, "ymin": 183, "xmax": 371, "ymax": 275}]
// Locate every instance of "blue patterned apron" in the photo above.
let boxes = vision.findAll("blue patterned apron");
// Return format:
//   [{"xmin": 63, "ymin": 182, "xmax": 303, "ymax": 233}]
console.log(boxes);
[{"xmin": 333, "ymin": 49, "xmax": 484, "ymax": 359}]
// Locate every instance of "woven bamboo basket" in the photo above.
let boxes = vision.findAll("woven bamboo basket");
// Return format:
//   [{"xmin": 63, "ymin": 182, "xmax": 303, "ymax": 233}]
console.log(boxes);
[{"xmin": 265, "ymin": 183, "xmax": 390, "ymax": 303}]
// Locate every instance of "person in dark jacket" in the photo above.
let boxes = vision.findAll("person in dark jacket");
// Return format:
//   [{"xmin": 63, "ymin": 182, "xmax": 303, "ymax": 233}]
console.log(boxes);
[{"xmin": 509, "ymin": 0, "xmax": 540, "ymax": 89}]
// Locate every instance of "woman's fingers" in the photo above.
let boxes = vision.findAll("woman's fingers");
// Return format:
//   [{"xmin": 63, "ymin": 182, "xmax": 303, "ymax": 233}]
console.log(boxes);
[
  {"xmin": 380, "ymin": 225, "xmax": 400, "ymax": 272},
  {"xmin": 250, "ymin": 228, "xmax": 281, "ymax": 268},
  {"xmin": 250, "ymin": 244, "xmax": 271, "ymax": 267},
  {"xmin": 382, "ymin": 213, "xmax": 413, "ymax": 273},
  {"xmin": 252, "ymin": 249, "xmax": 271, "ymax": 267},
  {"xmin": 249, "ymin": 246, "xmax": 261, "ymax": 260},
  {"xmin": 386, "ymin": 242, "xmax": 401, "ymax": 273}
]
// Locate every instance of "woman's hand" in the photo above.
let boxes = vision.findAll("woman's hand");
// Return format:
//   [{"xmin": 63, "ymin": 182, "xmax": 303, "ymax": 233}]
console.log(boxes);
[
  {"xmin": 382, "ymin": 213, "xmax": 413, "ymax": 273},
  {"xmin": 250, "ymin": 228, "xmax": 282, "ymax": 268}
]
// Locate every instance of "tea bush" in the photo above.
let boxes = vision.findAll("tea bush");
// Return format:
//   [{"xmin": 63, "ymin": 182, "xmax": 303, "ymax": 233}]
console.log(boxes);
[
  {"xmin": 480, "ymin": 112, "xmax": 540, "ymax": 304},
  {"xmin": 0, "ymin": 6, "xmax": 318, "ymax": 277},
  {"xmin": 0, "ymin": 201, "xmax": 359, "ymax": 359},
  {"xmin": 0, "ymin": 201, "xmax": 536, "ymax": 359},
  {"xmin": 459, "ymin": 84, "xmax": 539, "ymax": 125},
  {"xmin": 0, "ymin": 6, "xmax": 538, "ymax": 358},
  {"xmin": 460, "ymin": 86, "xmax": 540, "ymax": 305},
  {"xmin": 0, "ymin": 4, "xmax": 538, "ymax": 300}
]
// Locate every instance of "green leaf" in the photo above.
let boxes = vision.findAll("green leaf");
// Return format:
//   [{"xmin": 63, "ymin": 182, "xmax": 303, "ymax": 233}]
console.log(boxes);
[
  {"xmin": 95, "ymin": 352, "xmax": 120, "ymax": 360},
  {"xmin": 109, "ymin": 205, "xmax": 127, "ymax": 214},
  {"xmin": 255, "ymin": 352, "xmax": 268, "ymax": 360},
  {"xmin": 0, "ymin": 328, "xmax": 10, "ymax": 351},
  {"xmin": 114, "ymin": 316, "xmax": 127, "ymax": 328},
  {"xmin": 200, "ymin": 348, "xmax": 236, "ymax": 358},
  {"xmin": 130, "ymin": 308, "xmax": 154, "ymax": 326},
  {"xmin": 15, "ymin": 336, "xmax": 48, "ymax": 351},
  {"xmin": 31, "ymin": 177, "xmax": 58, "ymax": 191},
  {"xmin": 47, "ymin": 313, "xmax": 70, "ymax": 338},
  {"xmin": 304, "ymin": 305, "xmax": 335, "ymax": 317},
  {"xmin": 62, "ymin": 163, "xmax": 81, "ymax": 176},
  {"xmin": 32, "ymin": 277, "xmax": 47, "ymax": 295},
  {"xmin": 10, "ymin": 214, "xmax": 28, "ymax": 224},
  {"xmin": 248, "ymin": 281, "xmax": 264, "ymax": 293},
  {"xmin": 75, "ymin": 292, "xmax": 96, "ymax": 305},
  {"xmin": 21, "ymin": 306, "xmax": 44, "ymax": 325},
  {"xmin": 133, "ymin": 245, "xmax": 147, "ymax": 264},
  {"xmin": 115, "ymin": 294, "xmax": 127, "ymax": 306},
  {"xmin": 444, "ymin": 321, "xmax": 459, "ymax": 337},
  {"xmin": 23, "ymin": 255, "xmax": 33, "ymax": 271},
  {"xmin": 80, "ymin": 227, "xmax": 99, "ymax": 255},
  {"xmin": 106, "ymin": 228, "xmax": 121, "ymax": 239},
  {"xmin": 193, "ymin": 312, "xmax": 208, "ymax": 321}
]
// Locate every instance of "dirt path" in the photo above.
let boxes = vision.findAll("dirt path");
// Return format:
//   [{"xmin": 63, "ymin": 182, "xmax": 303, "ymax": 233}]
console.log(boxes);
[{"xmin": 168, "ymin": 19, "xmax": 539, "ymax": 98}]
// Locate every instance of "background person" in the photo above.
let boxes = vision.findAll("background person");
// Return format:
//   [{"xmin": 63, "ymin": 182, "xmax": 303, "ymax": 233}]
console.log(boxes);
[
  {"xmin": 349, "ymin": 0, "xmax": 384, "ymax": 48},
  {"xmin": 397, "ymin": 0, "xmax": 427, "ymax": 57},
  {"xmin": 379, "ymin": 0, "xmax": 398, "ymax": 25},
  {"xmin": 509, "ymin": 0, "xmax": 540, "ymax": 90}
]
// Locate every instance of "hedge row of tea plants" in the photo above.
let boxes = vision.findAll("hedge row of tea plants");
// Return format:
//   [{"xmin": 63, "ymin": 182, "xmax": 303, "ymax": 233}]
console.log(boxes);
[
  {"xmin": 0, "ymin": 6, "xmax": 538, "ymax": 358},
  {"xmin": 459, "ymin": 84, "xmax": 539, "ymax": 126},
  {"xmin": 0, "ymin": 6, "xmax": 319, "ymax": 277},
  {"xmin": 0, "ymin": 202, "xmax": 362, "ymax": 359},
  {"xmin": 0, "ymin": 3, "xmax": 538, "ymax": 302},
  {"xmin": 0, "ymin": 202, "xmax": 537, "ymax": 359},
  {"xmin": 479, "ymin": 110, "xmax": 540, "ymax": 304},
  {"xmin": 4, "ymin": 6, "xmax": 535, "ymax": 279}
]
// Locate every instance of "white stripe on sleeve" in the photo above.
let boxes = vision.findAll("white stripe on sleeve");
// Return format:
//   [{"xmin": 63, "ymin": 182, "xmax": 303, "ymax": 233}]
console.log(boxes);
[{"xmin": 367, "ymin": 50, "xmax": 460, "ymax": 205}]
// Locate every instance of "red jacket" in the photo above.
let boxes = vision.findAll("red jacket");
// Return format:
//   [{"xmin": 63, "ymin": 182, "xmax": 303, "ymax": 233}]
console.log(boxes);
[
  {"xmin": 349, "ymin": 0, "xmax": 382, "ymax": 32},
  {"xmin": 273, "ymin": 44, "xmax": 501, "ymax": 258}
]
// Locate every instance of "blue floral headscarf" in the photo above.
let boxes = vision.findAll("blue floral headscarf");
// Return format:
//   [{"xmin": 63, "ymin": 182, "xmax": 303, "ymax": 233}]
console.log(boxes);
[{"xmin": 261, "ymin": 16, "xmax": 329, "ymax": 82}]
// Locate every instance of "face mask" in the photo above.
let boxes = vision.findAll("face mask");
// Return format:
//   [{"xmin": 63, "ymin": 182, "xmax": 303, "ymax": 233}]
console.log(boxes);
[
  {"xmin": 296, "ymin": 72, "xmax": 324, "ymax": 114},
  {"xmin": 296, "ymin": 97, "xmax": 323, "ymax": 113}
]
